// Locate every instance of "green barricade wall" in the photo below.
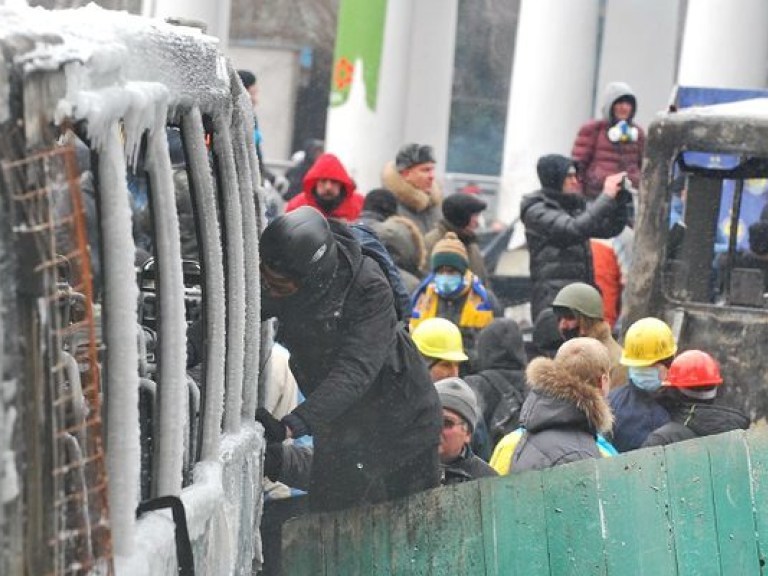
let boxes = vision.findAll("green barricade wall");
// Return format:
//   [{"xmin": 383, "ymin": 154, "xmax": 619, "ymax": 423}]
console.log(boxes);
[{"xmin": 282, "ymin": 429, "xmax": 768, "ymax": 575}]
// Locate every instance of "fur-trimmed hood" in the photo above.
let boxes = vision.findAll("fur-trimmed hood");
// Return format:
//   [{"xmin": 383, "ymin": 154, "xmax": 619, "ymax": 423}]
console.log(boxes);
[
  {"xmin": 522, "ymin": 356, "xmax": 613, "ymax": 434},
  {"xmin": 381, "ymin": 160, "xmax": 442, "ymax": 213},
  {"xmin": 371, "ymin": 214, "xmax": 427, "ymax": 274}
]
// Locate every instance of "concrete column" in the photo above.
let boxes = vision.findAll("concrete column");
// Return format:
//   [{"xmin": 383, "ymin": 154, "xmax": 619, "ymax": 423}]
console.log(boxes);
[
  {"xmin": 597, "ymin": 0, "xmax": 682, "ymax": 129},
  {"xmin": 402, "ymin": 0, "xmax": 458, "ymax": 170},
  {"xmin": 143, "ymin": 0, "xmax": 231, "ymax": 43},
  {"xmin": 326, "ymin": 0, "xmax": 458, "ymax": 193},
  {"xmin": 679, "ymin": 0, "xmax": 768, "ymax": 89},
  {"xmin": 497, "ymin": 0, "xmax": 600, "ymax": 226}
]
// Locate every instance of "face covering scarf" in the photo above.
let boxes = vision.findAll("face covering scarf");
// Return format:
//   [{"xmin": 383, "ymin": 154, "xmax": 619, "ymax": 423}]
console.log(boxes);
[
  {"xmin": 629, "ymin": 366, "xmax": 662, "ymax": 391},
  {"xmin": 435, "ymin": 274, "xmax": 463, "ymax": 296}
]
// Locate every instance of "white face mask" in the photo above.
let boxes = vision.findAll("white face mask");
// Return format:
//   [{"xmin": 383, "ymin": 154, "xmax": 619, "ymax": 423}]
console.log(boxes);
[{"xmin": 629, "ymin": 366, "xmax": 662, "ymax": 391}]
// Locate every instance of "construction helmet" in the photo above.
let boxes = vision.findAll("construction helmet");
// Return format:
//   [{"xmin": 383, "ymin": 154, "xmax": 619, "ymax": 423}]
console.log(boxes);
[
  {"xmin": 552, "ymin": 282, "xmax": 603, "ymax": 319},
  {"xmin": 411, "ymin": 318, "xmax": 468, "ymax": 363},
  {"xmin": 664, "ymin": 350, "xmax": 723, "ymax": 388},
  {"xmin": 620, "ymin": 317, "xmax": 677, "ymax": 367}
]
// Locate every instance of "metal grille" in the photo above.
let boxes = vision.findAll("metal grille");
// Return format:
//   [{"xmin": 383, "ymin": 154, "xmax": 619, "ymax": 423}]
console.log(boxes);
[{"xmin": 1, "ymin": 145, "xmax": 113, "ymax": 575}]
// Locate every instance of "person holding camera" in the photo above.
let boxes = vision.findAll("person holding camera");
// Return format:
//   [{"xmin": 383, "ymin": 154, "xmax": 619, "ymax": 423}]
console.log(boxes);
[
  {"xmin": 521, "ymin": 154, "xmax": 630, "ymax": 322},
  {"xmin": 571, "ymin": 81, "xmax": 645, "ymax": 200}
]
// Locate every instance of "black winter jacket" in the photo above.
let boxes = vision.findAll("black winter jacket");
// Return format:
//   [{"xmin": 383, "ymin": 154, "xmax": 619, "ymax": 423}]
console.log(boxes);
[
  {"xmin": 521, "ymin": 156, "xmax": 628, "ymax": 320},
  {"xmin": 512, "ymin": 356, "xmax": 614, "ymax": 472},
  {"xmin": 441, "ymin": 445, "xmax": 497, "ymax": 485},
  {"xmin": 642, "ymin": 394, "xmax": 749, "ymax": 448},
  {"xmin": 262, "ymin": 223, "xmax": 441, "ymax": 511}
]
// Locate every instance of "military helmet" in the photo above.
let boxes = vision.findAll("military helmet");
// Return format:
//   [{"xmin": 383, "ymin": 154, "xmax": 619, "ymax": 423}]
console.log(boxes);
[
  {"xmin": 411, "ymin": 318, "xmax": 468, "ymax": 363},
  {"xmin": 552, "ymin": 282, "xmax": 604, "ymax": 319},
  {"xmin": 620, "ymin": 317, "xmax": 678, "ymax": 367}
]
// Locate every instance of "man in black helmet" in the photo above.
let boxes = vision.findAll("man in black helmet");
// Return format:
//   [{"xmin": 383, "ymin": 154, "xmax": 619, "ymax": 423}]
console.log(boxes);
[{"xmin": 256, "ymin": 206, "xmax": 441, "ymax": 512}]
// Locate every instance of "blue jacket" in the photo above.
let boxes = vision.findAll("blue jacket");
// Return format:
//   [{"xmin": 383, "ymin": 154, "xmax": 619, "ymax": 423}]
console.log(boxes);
[{"xmin": 608, "ymin": 383, "xmax": 670, "ymax": 452}]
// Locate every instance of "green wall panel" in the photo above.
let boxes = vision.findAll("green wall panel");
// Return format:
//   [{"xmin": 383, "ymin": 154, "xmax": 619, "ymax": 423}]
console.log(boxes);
[
  {"xmin": 746, "ymin": 429, "xmax": 768, "ymax": 570},
  {"xmin": 666, "ymin": 438, "xmax": 721, "ymax": 576},
  {"xmin": 480, "ymin": 470, "xmax": 549, "ymax": 576},
  {"xmin": 543, "ymin": 459, "xmax": 606, "ymax": 576},
  {"xmin": 282, "ymin": 429, "xmax": 768, "ymax": 575},
  {"xmin": 599, "ymin": 447, "xmax": 676, "ymax": 575},
  {"xmin": 707, "ymin": 432, "xmax": 760, "ymax": 576}
]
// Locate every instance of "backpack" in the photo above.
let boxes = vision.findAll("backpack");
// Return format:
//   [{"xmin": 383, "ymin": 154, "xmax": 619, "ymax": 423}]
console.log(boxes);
[
  {"xmin": 478, "ymin": 371, "xmax": 526, "ymax": 446},
  {"xmin": 350, "ymin": 222, "xmax": 411, "ymax": 322}
]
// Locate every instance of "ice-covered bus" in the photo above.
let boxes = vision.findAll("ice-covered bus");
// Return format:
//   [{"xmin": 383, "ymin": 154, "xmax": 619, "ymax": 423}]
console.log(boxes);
[{"xmin": 0, "ymin": 5, "xmax": 268, "ymax": 575}]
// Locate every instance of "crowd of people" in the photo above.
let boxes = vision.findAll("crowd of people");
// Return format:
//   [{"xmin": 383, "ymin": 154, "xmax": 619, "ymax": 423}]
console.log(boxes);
[{"xmin": 240, "ymin": 73, "xmax": 750, "ymax": 521}]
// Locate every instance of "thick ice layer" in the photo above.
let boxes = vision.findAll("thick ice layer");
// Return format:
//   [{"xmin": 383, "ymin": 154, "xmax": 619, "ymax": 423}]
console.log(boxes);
[{"xmin": 0, "ymin": 3, "xmax": 228, "ymax": 114}]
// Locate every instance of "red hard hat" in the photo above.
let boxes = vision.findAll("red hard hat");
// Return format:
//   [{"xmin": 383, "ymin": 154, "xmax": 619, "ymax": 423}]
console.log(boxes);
[{"xmin": 664, "ymin": 350, "xmax": 723, "ymax": 388}]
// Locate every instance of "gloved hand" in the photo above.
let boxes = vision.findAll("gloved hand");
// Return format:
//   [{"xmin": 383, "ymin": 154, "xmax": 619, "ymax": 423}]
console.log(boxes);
[
  {"xmin": 255, "ymin": 407, "xmax": 287, "ymax": 442},
  {"xmin": 263, "ymin": 443, "xmax": 284, "ymax": 482}
]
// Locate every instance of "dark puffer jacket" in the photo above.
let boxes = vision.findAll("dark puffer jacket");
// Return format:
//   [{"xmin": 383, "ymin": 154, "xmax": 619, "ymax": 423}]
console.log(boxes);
[
  {"xmin": 511, "ymin": 356, "xmax": 614, "ymax": 472},
  {"xmin": 572, "ymin": 82, "xmax": 645, "ymax": 198},
  {"xmin": 642, "ymin": 392, "xmax": 749, "ymax": 448},
  {"xmin": 465, "ymin": 319, "xmax": 528, "ymax": 455},
  {"xmin": 263, "ymin": 222, "xmax": 442, "ymax": 511},
  {"xmin": 521, "ymin": 154, "xmax": 628, "ymax": 321}
]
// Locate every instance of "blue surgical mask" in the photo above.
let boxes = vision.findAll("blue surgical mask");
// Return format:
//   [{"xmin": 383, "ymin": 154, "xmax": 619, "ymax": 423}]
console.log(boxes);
[
  {"xmin": 435, "ymin": 273, "xmax": 463, "ymax": 296},
  {"xmin": 629, "ymin": 366, "xmax": 662, "ymax": 391}
]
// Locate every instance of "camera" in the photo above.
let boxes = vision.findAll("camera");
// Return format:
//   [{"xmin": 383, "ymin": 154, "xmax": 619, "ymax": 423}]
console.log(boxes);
[
  {"xmin": 618, "ymin": 176, "xmax": 637, "ymax": 224},
  {"xmin": 619, "ymin": 175, "xmax": 634, "ymax": 195}
]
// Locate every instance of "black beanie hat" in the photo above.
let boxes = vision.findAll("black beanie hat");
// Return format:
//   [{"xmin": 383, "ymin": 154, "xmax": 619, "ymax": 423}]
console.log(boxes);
[
  {"xmin": 537, "ymin": 154, "xmax": 574, "ymax": 191},
  {"xmin": 363, "ymin": 188, "xmax": 398, "ymax": 219},
  {"xmin": 237, "ymin": 69, "xmax": 256, "ymax": 89},
  {"xmin": 442, "ymin": 194, "xmax": 487, "ymax": 228}
]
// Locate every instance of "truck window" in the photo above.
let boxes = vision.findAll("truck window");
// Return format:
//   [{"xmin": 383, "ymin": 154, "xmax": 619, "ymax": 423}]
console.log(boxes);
[{"xmin": 663, "ymin": 154, "xmax": 768, "ymax": 308}]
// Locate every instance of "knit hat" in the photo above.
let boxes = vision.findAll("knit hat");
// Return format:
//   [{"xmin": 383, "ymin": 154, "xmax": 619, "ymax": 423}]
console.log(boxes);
[
  {"xmin": 442, "ymin": 193, "xmax": 487, "ymax": 228},
  {"xmin": 431, "ymin": 232, "xmax": 469, "ymax": 273},
  {"xmin": 435, "ymin": 377, "xmax": 479, "ymax": 431},
  {"xmin": 395, "ymin": 143, "xmax": 436, "ymax": 172}
]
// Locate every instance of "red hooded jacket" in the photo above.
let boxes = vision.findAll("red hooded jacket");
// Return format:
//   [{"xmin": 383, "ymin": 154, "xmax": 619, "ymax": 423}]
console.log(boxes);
[{"xmin": 285, "ymin": 153, "xmax": 364, "ymax": 222}]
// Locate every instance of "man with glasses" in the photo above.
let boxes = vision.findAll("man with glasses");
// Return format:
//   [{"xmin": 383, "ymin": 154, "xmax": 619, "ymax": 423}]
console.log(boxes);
[
  {"xmin": 521, "ymin": 153, "xmax": 630, "ymax": 322},
  {"xmin": 435, "ymin": 378, "xmax": 497, "ymax": 484}
]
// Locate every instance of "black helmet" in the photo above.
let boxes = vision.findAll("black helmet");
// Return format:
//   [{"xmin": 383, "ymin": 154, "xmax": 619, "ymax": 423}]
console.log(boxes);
[{"xmin": 260, "ymin": 206, "xmax": 338, "ymax": 287}]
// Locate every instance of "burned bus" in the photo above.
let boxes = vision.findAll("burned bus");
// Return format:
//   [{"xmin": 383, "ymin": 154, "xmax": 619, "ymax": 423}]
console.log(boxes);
[
  {"xmin": 0, "ymin": 5, "xmax": 269, "ymax": 575},
  {"xmin": 626, "ymin": 98, "xmax": 768, "ymax": 423}
]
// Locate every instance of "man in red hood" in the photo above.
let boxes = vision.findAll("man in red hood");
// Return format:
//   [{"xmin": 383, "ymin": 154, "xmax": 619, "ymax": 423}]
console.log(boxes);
[{"xmin": 285, "ymin": 153, "xmax": 364, "ymax": 222}]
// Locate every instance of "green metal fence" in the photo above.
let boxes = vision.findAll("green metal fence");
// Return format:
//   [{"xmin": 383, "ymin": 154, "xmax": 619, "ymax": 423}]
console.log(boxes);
[{"xmin": 282, "ymin": 428, "xmax": 768, "ymax": 575}]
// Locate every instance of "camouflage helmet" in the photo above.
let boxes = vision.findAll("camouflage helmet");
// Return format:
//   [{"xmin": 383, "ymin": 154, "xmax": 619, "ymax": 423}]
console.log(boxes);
[{"xmin": 552, "ymin": 282, "xmax": 604, "ymax": 320}]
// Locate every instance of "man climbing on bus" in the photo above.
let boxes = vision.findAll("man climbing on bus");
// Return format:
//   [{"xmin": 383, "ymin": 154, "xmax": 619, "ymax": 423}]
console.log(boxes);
[{"xmin": 256, "ymin": 206, "xmax": 441, "ymax": 512}]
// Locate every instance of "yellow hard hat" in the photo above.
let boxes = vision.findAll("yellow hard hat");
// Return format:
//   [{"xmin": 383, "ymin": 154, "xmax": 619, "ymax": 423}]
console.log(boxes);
[
  {"xmin": 620, "ymin": 317, "xmax": 678, "ymax": 367},
  {"xmin": 411, "ymin": 318, "xmax": 468, "ymax": 363}
]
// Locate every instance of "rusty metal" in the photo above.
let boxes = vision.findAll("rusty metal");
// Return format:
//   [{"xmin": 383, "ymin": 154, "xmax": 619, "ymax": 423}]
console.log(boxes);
[{"xmin": 1, "ymin": 145, "xmax": 113, "ymax": 575}]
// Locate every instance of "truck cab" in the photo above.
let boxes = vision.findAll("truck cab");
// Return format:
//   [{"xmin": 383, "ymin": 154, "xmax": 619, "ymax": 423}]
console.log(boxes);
[{"xmin": 626, "ymin": 98, "xmax": 768, "ymax": 422}]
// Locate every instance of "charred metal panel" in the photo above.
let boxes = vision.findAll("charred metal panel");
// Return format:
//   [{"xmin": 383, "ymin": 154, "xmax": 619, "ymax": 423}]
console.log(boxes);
[
  {"xmin": 626, "ymin": 102, "xmax": 768, "ymax": 423},
  {"xmin": 678, "ymin": 175, "xmax": 720, "ymax": 302}
]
